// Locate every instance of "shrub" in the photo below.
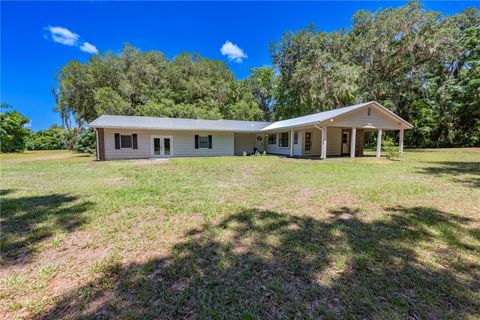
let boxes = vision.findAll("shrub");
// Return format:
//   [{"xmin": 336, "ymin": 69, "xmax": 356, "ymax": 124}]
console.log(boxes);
[
  {"xmin": 74, "ymin": 129, "xmax": 96, "ymax": 154},
  {"xmin": 26, "ymin": 125, "xmax": 65, "ymax": 150},
  {"xmin": 0, "ymin": 105, "xmax": 30, "ymax": 153},
  {"xmin": 382, "ymin": 136, "xmax": 400, "ymax": 159}
]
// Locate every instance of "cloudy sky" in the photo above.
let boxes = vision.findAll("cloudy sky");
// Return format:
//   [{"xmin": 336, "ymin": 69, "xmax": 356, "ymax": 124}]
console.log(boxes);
[{"xmin": 1, "ymin": 1, "xmax": 475, "ymax": 130}]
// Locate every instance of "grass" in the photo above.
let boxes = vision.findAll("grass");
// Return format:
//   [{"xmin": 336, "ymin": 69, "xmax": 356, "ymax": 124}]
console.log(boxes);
[{"xmin": 1, "ymin": 149, "xmax": 479, "ymax": 319}]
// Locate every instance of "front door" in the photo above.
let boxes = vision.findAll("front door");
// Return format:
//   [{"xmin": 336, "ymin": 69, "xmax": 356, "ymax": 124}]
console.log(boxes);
[
  {"xmin": 151, "ymin": 136, "xmax": 173, "ymax": 157},
  {"xmin": 341, "ymin": 130, "xmax": 350, "ymax": 155},
  {"xmin": 304, "ymin": 132, "xmax": 312, "ymax": 155}
]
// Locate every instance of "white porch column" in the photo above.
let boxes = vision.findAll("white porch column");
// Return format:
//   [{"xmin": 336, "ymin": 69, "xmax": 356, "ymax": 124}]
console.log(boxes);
[
  {"xmin": 376, "ymin": 128, "xmax": 383, "ymax": 158},
  {"xmin": 399, "ymin": 128, "xmax": 404, "ymax": 156},
  {"xmin": 350, "ymin": 128, "xmax": 356, "ymax": 158},
  {"xmin": 290, "ymin": 129, "xmax": 294, "ymax": 157},
  {"xmin": 321, "ymin": 126, "xmax": 327, "ymax": 159}
]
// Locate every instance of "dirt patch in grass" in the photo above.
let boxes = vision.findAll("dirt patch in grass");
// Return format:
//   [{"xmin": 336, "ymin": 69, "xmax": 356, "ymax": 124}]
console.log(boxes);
[{"xmin": 128, "ymin": 158, "xmax": 170, "ymax": 165}]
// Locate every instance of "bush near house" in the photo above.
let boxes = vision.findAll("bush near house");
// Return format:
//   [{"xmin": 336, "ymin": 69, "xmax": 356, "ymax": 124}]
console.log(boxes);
[{"xmin": 73, "ymin": 129, "xmax": 96, "ymax": 154}]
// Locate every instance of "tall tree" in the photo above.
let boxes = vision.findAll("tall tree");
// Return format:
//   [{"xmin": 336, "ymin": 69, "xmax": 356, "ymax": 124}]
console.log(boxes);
[
  {"xmin": 271, "ymin": 0, "xmax": 480, "ymax": 146},
  {"xmin": 246, "ymin": 67, "xmax": 276, "ymax": 120},
  {"xmin": 54, "ymin": 45, "xmax": 263, "ymax": 126}
]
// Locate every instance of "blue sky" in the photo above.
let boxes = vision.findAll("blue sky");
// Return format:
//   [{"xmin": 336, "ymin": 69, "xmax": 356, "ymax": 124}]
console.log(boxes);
[{"xmin": 1, "ymin": 1, "xmax": 477, "ymax": 130}]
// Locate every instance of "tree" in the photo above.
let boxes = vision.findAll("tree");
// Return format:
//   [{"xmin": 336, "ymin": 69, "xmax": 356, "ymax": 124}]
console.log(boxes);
[
  {"xmin": 270, "ymin": 1, "xmax": 480, "ymax": 146},
  {"xmin": 0, "ymin": 104, "xmax": 31, "ymax": 153},
  {"xmin": 246, "ymin": 67, "xmax": 276, "ymax": 120},
  {"xmin": 53, "ymin": 46, "xmax": 263, "ymax": 127}
]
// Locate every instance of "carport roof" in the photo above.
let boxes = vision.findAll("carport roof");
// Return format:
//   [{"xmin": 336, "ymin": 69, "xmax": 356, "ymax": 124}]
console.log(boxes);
[{"xmin": 260, "ymin": 101, "xmax": 412, "ymax": 131}]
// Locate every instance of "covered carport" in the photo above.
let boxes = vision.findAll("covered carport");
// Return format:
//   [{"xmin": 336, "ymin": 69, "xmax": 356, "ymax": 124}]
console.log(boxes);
[{"xmin": 260, "ymin": 101, "xmax": 413, "ymax": 159}]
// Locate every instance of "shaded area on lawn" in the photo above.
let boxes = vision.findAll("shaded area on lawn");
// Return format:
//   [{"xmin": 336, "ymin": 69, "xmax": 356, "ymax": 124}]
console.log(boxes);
[
  {"xmin": 0, "ymin": 192, "xmax": 93, "ymax": 265},
  {"xmin": 0, "ymin": 189, "xmax": 15, "ymax": 196},
  {"xmin": 418, "ymin": 161, "xmax": 480, "ymax": 188},
  {"xmin": 38, "ymin": 206, "xmax": 479, "ymax": 319}
]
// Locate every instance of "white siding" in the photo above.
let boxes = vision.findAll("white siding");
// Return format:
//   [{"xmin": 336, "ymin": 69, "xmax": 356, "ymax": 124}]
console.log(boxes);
[
  {"xmin": 299, "ymin": 129, "xmax": 321, "ymax": 156},
  {"xmin": 256, "ymin": 134, "xmax": 266, "ymax": 152},
  {"xmin": 324, "ymin": 104, "xmax": 402, "ymax": 129},
  {"xmin": 264, "ymin": 131, "xmax": 303, "ymax": 156},
  {"xmin": 326, "ymin": 127, "xmax": 342, "ymax": 156},
  {"xmin": 234, "ymin": 133, "xmax": 257, "ymax": 155},
  {"xmin": 103, "ymin": 128, "xmax": 234, "ymax": 160},
  {"xmin": 289, "ymin": 127, "xmax": 341, "ymax": 157}
]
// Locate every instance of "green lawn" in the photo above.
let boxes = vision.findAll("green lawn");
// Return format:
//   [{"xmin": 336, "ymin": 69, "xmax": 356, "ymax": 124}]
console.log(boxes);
[{"xmin": 1, "ymin": 149, "xmax": 479, "ymax": 319}]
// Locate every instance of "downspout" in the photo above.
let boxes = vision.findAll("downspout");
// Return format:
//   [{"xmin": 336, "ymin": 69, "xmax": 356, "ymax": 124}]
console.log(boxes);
[{"xmin": 314, "ymin": 123, "xmax": 326, "ymax": 159}]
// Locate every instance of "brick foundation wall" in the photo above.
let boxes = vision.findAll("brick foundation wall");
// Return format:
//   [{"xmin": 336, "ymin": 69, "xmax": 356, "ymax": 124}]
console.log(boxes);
[
  {"xmin": 97, "ymin": 128, "xmax": 105, "ymax": 161},
  {"xmin": 355, "ymin": 129, "xmax": 364, "ymax": 157}
]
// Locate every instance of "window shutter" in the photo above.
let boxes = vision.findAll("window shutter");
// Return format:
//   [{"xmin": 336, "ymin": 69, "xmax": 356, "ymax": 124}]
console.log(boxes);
[
  {"xmin": 208, "ymin": 135, "xmax": 212, "ymax": 149},
  {"xmin": 195, "ymin": 135, "xmax": 199, "ymax": 149},
  {"xmin": 114, "ymin": 133, "xmax": 120, "ymax": 149},
  {"xmin": 132, "ymin": 134, "xmax": 138, "ymax": 149}
]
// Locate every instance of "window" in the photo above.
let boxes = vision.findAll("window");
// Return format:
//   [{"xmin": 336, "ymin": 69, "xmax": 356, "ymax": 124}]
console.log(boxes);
[
  {"xmin": 195, "ymin": 135, "xmax": 212, "ymax": 149},
  {"xmin": 268, "ymin": 134, "xmax": 277, "ymax": 145},
  {"xmin": 368, "ymin": 107, "xmax": 371, "ymax": 116},
  {"xmin": 305, "ymin": 132, "xmax": 312, "ymax": 151},
  {"xmin": 198, "ymin": 136, "xmax": 208, "ymax": 149},
  {"xmin": 115, "ymin": 133, "xmax": 137, "ymax": 149},
  {"xmin": 120, "ymin": 135, "xmax": 132, "ymax": 148},
  {"xmin": 294, "ymin": 133, "xmax": 298, "ymax": 144},
  {"xmin": 198, "ymin": 135, "xmax": 209, "ymax": 148},
  {"xmin": 279, "ymin": 132, "xmax": 289, "ymax": 148}
]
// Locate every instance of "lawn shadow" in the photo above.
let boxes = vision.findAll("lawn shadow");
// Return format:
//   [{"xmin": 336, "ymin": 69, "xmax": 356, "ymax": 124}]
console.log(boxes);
[
  {"xmin": 1, "ymin": 193, "xmax": 93, "ymax": 265},
  {"xmin": 418, "ymin": 161, "xmax": 480, "ymax": 188},
  {"xmin": 37, "ymin": 207, "xmax": 479, "ymax": 319},
  {"xmin": 0, "ymin": 189, "xmax": 16, "ymax": 196}
]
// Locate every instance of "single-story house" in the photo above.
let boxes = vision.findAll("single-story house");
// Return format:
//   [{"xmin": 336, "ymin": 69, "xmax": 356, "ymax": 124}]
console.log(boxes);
[{"xmin": 88, "ymin": 101, "xmax": 412, "ymax": 161}]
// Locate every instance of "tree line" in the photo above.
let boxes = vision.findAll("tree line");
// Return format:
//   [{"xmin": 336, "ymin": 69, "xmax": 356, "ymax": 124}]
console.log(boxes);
[
  {"xmin": 2, "ymin": 1, "xmax": 479, "ymax": 152},
  {"xmin": 0, "ymin": 104, "xmax": 94, "ymax": 153},
  {"xmin": 270, "ymin": 1, "xmax": 479, "ymax": 147}
]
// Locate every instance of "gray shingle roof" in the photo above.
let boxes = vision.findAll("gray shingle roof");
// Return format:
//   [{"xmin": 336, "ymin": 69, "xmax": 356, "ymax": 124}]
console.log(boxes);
[{"xmin": 89, "ymin": 115, "xmax": 271, "ymax": 132}]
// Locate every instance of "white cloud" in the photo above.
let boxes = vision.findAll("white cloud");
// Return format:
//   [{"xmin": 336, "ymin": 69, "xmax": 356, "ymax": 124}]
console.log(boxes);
[
  {"xmin": 80, "ymin": 42, "xmax": 98, "ymax": 54},
  {"xmin": 220, "ymin": 41, "xmax": 247, "ymax": 63},
  {"xmin": 47, "ymin": 26, "xmax": 79, "ymax": 46},
  {"xmin": 44, "ymin": 26, "xmax": 98, "ymax": 54}
]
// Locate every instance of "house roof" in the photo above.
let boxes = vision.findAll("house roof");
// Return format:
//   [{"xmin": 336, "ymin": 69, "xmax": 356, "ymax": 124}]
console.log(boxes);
[
  {"xmin": 88, "ymin": 101, "xmax": 413, "ymax": 132},
  {"xmin": 89, "ymin": 115, "xmax": 271, "ymax": 133},
  {"xmin": 260, "ymin": 101, "xmax": 413, "ymax": 131}
]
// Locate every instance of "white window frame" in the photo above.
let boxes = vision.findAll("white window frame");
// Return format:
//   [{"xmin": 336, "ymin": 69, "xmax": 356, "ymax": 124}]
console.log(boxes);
[{"xmin": 151, "ymin": 135, "xmax": 173, "ymax": 157}]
